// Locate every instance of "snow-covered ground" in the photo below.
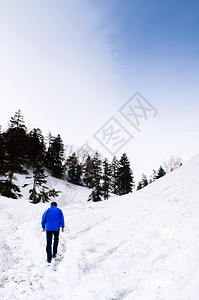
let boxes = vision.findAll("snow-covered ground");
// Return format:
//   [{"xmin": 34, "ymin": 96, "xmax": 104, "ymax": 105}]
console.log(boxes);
[{"xmin": 1, "ymin": 153, "xmax": 199, "ymax": 299}]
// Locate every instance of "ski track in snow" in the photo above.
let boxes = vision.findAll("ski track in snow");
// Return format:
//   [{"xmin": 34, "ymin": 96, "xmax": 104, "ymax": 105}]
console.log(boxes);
[{"xmin": 1, "ymin": 154, "xmax": 199, "ymax": 299}]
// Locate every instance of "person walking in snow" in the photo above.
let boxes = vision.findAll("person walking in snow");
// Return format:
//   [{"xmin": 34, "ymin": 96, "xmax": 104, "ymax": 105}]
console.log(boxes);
[{"xmin": 41, "ymin": 202, "xmax": 65, "ymax": 263}]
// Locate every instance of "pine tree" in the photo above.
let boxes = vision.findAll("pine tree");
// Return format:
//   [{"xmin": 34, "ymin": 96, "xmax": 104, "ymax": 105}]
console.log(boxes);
[
  {"xmin": 0, "ymin": 110, "xmax": 29, "ymax": 198},
  {"xmin": 141, "ymin": 173, "xmax": 148, "ymax": 188},
  {"xmin": 0, "ymin": 131, "xmax": 6, "ymax": 177},
  {"xmin": 29, "ymin": 163, "xmax": 49, "ymax": 203},
  {"xmin": 46, "ymin": 131, "xmax": 52, "ymax": 148},
  {"xmin": 136, "ymin": 174, "xmax": 148, "ymax": 190},
  {"xmin": 156, "ymin": 166, "xmax": 166, "ymax": 179},
  {"xmin": 102, "ymin": 158, "xmax": 112, "ymax": 200},
  {"xmin": 66, "ymin": 152, "xmax": 82, "ymax": 185},
  {"xmin": 152, "ymin": 169, "xmax": 157, "ymax": 181},
  {"xmin": 29, "ymin": 161, "xmax": 60, "ymax": 204},
  {"xmin": 148, "ymin": 177, "xmax": 153, "ymax": 184},
  {"xmin": 10, "ymin": 110, "xmax": 26, "ymax": 130},
  {"xmin": 88, "ymin": 152, "xmax": 103, "ymax": 202},
  {"xmin": 27, "ymin": 128, "xmax": 51, "ymax": 203},
  {"xmin": 110, "ymin": 156, "xmax": 120, "ymax": 195},
  {"xmin": 45, "ymin": 134, "xmax": 65, "ymax": 179},
  {"xmin": 28, "ymin": 128, "xmax": 46, "ymax": 165},
  {"xmin": 82, "ymin": 155, "xmax": 94, "ymax": 187},
  {"xmin": 118, "ymin": 153, "xmax": 134, "ymax": 195},
  {"xmin": 137, "ymin": 181, "xmax": 142, "ymax": 190}
]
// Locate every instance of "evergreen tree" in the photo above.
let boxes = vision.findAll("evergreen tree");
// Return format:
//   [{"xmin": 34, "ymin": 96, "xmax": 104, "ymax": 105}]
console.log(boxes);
[
  {"xmin": 0, "ymin": 110, "xmax": 29, "ymax": 198},
  {"xmin": 136, "ymin": 174, "xmax": 148, "ymax": 190},
  {"xmin": 46, "ymin": 131, "xmax": 52, "ymax": 148},
  {"xmin": 137, "ymin": 181, "xmax": 142, "ymax": 190},
  {"xmin": 110, "ymin": 156, "xmax": 120, "ymax": 195},
  {"xmin": 152, "ymin": 169, "xmax": 157, "ymax": 181},
  {"xmin": 28, "ymin": 128, "xmax": 46, "ymax": 165},
  {"xmin": 82, "ymin": 155, "xmax": 94, "ymax": 187},
  {"xmin": 27, "ymin": 128, "xmax": 53, "ymax": 203},
  {"xmin": 0, "ymin": 131, "xmax": 6, "ymax": 177},
  {"xmin": 66, "ymin": 152, "xmax": 82, "ymax": 185},
  {"xmin": 45, "ymin": 134, "xmax": 65, "ymax": 179},
  {"xmin": 118, "ymin": 153, "xmax": 134, "ymax": 195},
  {"xmin": 88, "ymin": 152, "xmax": 103, "ymax": 202},
  {"xmin": 156, "ymin": 166, "xmax": 166, "ymax": 179},
  {"xmin": 29, "ymin": 163, "xmax": 48, "ymax": 203},
  {"xmin": 102, "ymin": 158, "xmax": 112, "ymax": 200},
  {"xmin": 148, "ymin": 177, "xmax": 153, "ymax": 184},
  {"xmin": 141, "ymin": 173, "xmax": 148, "ymax": 188},
  {"xmin": 29, "ymin": 161, "xmax": 60, "ymax": 204},
  {"xmin": 10, "ymin": 110, "xmax": 26, "ymax": 130}
]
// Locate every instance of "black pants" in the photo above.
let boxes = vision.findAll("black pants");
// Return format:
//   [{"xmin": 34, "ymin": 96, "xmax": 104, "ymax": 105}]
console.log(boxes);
[{"xmin": 46, "ymin": 231, "xmax": 59, "ymax": 262}]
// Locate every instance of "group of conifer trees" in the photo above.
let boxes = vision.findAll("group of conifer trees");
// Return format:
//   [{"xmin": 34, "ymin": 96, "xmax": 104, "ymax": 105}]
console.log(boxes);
[
  {"xmin": 136, "ymin": 166, "xmax": 166, "ymax": 190},
  {"xmin": 0, "ymin": 110, "xmax": 134, "ymax": 203},
  {"xmin": 66, "ymin": 152, "xmax": 134, "ymax": 202},
  {"xmin": 0, "ymin": 110, "xmax": 62, "ymax": 202}
]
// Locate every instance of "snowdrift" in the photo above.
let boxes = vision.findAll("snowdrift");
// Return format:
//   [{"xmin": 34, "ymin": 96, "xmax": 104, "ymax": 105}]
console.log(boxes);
[{"xmin": 1, "ymin": 153, "xmax": 199, "ymax": 299}]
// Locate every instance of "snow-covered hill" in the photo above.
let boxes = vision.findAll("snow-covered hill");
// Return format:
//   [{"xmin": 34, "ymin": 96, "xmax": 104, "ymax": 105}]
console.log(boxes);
[
  {"xmin": 1, "ymin": 153, "xmax": 199, "ymax": 300},
  {"xmin": 16, "ymin": 171, "xmax": 91, "ymax": 206}
]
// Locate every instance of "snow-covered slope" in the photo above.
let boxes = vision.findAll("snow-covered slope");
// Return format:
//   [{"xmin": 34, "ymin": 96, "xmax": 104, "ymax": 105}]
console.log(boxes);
[
  {"xmin": 16, "ymin": 171, "xmax": 91, "ymax": 206},
  {"xmin": 1, "ymin": 153, "xmax": 199, "ymax": 300}
]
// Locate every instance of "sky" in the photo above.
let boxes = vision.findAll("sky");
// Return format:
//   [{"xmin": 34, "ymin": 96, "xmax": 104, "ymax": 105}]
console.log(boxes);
[{"xmin": 0, "ymin": 0, "xmax": 199, "ymax": 182}]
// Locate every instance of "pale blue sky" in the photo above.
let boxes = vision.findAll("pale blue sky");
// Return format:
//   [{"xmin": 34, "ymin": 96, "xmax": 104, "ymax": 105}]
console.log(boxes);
[{"xmin": 0, "ymin": 0, "xmax": 198, "ymax": 181}]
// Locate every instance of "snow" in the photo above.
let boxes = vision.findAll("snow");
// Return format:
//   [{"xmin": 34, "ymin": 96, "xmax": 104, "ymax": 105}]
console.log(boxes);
[{"xmin": 1, "ymin": 153, "xmax": 199, "ymax": 299}]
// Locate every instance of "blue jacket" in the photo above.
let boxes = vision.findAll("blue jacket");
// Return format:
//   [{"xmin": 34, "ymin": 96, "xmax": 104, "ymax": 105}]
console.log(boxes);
[{"xmin": 41, "ymin": 205, "xmax": 65, "ymax": 232}]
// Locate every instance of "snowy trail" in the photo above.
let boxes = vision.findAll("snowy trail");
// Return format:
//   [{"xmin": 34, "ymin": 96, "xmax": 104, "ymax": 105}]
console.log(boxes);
[
  {"xmin": 1, "ymin": 154, "xmax": 199, "ymax": 299},
  {"xmin": 0, "ymin": 201, "xmax": 45, "ymax": 299}
]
